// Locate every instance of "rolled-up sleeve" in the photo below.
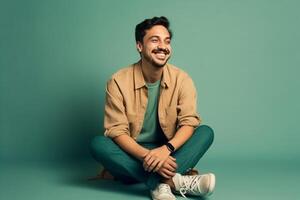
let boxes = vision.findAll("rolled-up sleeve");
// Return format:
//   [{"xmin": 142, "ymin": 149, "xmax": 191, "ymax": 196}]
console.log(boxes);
[
  {"xmin": 176, "ymin": 75, "xmax": 201, "ymax": 128},
  {"xmin": 104, "ymin": 78, "xmax": 130, "ymax": 138}
]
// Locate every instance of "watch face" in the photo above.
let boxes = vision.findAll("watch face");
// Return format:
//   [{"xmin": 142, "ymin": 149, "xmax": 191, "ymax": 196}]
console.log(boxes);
[{"xmin": 167, "ymin": 143, "xmax": 175, "ymax": 152}]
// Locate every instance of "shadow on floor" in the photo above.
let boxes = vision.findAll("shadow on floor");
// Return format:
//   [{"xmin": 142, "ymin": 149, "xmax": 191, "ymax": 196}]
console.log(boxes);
[
  {"xmin": 56, "ymin": 160, "xmax": 207, "ymax": 200},
  {"xmin": 67, "ymin": 177, "xmax": 148, "ymax": 197},
  {"xmin": 55, "ymin": 160, "xmax": 149, "ymax": 198}
]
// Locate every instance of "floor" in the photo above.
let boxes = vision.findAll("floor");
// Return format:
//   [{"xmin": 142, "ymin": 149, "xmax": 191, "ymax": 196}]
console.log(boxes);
[{"xmin": 0, "ymin": 158, "xmax": 299, "ymax": 200}]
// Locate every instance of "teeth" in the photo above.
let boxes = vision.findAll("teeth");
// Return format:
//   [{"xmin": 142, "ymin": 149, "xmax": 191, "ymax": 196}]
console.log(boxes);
[{"xmin": 155, "ymin": 53, "xmax": 166, "ymax": 59}]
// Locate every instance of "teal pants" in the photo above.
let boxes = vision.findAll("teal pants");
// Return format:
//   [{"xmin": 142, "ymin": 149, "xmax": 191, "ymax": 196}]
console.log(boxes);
[{"xmin": 90, "ymin": 125, "xmax": 214, "ymax": 190}]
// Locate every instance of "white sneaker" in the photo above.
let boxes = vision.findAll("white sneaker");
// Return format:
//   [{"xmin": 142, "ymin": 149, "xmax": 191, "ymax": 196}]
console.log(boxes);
[
  {"xmin": 151, "ymin": 183, "xmax": 176, "ymax": 200},
  {"xmin": 172, "ymin": 173, "xmax": 216, "ymax": 198}
]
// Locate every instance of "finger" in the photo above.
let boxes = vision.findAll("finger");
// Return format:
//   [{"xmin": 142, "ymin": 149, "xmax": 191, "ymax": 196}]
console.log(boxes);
[
  {"xmin": 145, "ymin": 159, "xmax": 155, "ymax": 171},
  {"xmin": 143, "ymin": 157, "xmax": 151, "ymax": 169},
  {"xmin": 169, "ymin": 156, "xmax": 176, "ymax": 161},
  {"xmin": 162, "ymin": 169, "xmax": 174, "ymax": 178},
  {"xmin": 144, "ymin": 156, "xmax": 155, "ymax": 171},
  {"xmin": 148, "ymin": 159, "xmax": 159, "ymax": 172},
  {"xmin": 165, "ymin": 163, "xmax": 176, "ymax": 172},
  {"xmin": 143, "ymin": 161, "xmax": 147, "ymax": 170},
  {"xmin": 162, "ymin": 168, "xmax": 176, "ymax": 177},
  {"xmin": 168, "ymin": 159, "xmax": 177, "ymax": 169},
  {"xmin": 146, "ymin": 156, "xmax": 159, "ymax": 171},
  {"xmin": 144, "ymin": 153, "xmax": 152, "ymax": 163},
  {"xmin": 160, "ymin": 160, "xmax": 175, "ymax": 171},
  {"xmin": 160, "ymin": 171, "xmax": 171, "ymax": 179},
  {"xmin": 153, "ymin": 160, "xmax": 164, "ymax": 172}
]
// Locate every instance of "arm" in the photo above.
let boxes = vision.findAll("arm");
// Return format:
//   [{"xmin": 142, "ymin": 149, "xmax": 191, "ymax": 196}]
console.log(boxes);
[
  {"xmin": 104, "ymin": 78, "xmax": 149, "ymax": 160},
  {"xmin": 169, "ymin": 74, "xmax": 201, "ymax": 150},
  {"xmin": 167, "ymin": 125, "xmax": 195, "ymax": 151}
]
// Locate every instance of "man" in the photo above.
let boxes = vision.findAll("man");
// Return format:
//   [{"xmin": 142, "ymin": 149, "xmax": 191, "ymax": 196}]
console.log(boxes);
[{"xmin": 90, "ymin": 16, "xmax": 215, "ymax": 200}]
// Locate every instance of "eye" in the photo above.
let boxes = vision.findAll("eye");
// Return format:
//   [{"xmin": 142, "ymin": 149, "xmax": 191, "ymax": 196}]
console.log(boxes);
[
  {"xmin": 165, "ymin": 39, "xmax": 171, "ymax": 44},
  {"xmin": 151, "ymin": 39, "xmax": 158, "ymax": 43}
]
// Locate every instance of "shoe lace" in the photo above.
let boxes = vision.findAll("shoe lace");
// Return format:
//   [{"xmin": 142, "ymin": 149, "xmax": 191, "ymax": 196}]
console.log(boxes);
[{"xmin": 179, "ymin": 175, "xmax": 203, "ymax": 198}]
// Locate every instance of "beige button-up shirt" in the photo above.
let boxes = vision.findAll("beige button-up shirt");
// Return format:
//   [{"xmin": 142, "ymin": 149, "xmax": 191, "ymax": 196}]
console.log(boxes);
[{"xmin": 104, "ymin": 60, "xmax": 201, "ymax": 140}]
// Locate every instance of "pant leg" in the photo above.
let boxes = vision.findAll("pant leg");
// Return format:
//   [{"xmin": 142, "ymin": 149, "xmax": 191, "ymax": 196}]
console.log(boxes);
[
  {"xmin": 172, "ymin": 125, "xmax": 214, "ymax": 174},
  {"xmin": 90, "ymin": 135, "xmax": 161, "ymax": 190}
]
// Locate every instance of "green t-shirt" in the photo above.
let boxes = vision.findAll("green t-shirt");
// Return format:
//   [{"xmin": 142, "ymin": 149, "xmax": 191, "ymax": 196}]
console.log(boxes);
[{"xmin": 137, "ymin": 80, "xmax": 166, "ymax": 143}]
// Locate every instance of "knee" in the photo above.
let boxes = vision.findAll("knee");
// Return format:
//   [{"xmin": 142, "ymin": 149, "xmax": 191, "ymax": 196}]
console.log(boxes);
[
  {"xmin": 90, "ymin": 135, "xmax": 109, "ymax": 158},
  {"xmin": 195, "ymin": 125, "xmax": 214, "ymax": 145}
]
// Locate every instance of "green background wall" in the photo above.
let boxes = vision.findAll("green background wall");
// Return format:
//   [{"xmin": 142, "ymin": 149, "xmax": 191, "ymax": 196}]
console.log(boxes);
[{"xmin": 1, "ymin": 0, "xmax": 299, "ymax": 164}]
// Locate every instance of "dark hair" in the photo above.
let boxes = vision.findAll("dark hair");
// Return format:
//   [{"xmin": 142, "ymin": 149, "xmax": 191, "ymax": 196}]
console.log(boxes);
[{"xmin": 135, "ymin": 16, "xmax": 172, "ymax": 43}]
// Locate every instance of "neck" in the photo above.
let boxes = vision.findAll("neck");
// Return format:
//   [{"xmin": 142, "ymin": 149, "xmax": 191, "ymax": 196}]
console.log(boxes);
[{"xmin": 140, "ymin": 59, "xmax": 164, "ymax": 83}]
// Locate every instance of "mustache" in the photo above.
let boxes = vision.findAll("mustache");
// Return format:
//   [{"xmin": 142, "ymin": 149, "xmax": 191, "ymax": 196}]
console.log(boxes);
[{"xmin": 152, "ymin": 48, "xmax": 170, "ymax": 55}]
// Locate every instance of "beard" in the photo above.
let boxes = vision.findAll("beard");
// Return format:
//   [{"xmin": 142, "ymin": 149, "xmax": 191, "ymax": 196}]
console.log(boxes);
[{"xmin": 146, "ymin": 56, "xmax": 169, "ymax": 68}]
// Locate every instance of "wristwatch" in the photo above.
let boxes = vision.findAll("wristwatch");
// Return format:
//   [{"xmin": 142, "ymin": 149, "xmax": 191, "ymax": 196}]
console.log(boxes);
[{"xmin": 165, "ymin": 142, "xmax": 175, "ymax": 153}]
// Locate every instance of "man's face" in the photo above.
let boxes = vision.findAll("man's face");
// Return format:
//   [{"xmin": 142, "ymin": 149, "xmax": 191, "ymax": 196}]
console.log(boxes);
[{"xmin": 137, "ymin": 25, "xmax": 172, "ymax": 68}]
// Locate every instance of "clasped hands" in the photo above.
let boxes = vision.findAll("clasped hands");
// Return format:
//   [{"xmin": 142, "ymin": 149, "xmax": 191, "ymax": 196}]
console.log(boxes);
[{"xmin": 142, "ymin": 145, "xmax": 177, "ymax": 179}]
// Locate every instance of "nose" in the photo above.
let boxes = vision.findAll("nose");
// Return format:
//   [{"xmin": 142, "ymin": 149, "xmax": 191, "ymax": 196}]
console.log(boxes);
[
  {"xmin": 157, "ymin": 44, "xmax": 164, "ymax": 49},
  {"xmin": 157, "ymin": 44, "xmax": 168, "ymax": 51},
  {"xmin": 157, "ymin": 40, "xmax": 168, "ymax": 49}
]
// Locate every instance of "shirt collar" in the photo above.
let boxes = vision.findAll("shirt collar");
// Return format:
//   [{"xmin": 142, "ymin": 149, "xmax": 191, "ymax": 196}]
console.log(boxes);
[{"xmin": 134, "ymin": 60, "xmax": 170, "ymax": 90}]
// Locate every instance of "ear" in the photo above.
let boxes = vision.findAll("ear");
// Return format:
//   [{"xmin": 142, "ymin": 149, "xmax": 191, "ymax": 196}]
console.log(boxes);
[{"xmin": 136, "ymin": 42, "xmax": 143, "ymax": 53}]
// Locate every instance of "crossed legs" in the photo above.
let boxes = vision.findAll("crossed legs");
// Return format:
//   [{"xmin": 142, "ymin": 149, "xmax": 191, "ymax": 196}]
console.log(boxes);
[{"xmin": 90, "ymin": 125, "xmax": 214, "ymax": 190}]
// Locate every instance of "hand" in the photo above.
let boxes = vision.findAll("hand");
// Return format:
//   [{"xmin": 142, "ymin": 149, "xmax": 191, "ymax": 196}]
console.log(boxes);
[
  {"xmin": 157, "ymin": 156, "xmax": 177, "ymax": 179},
  {"xmin": 143, "ymin": 145, "xmax": 170, "ymax": 172}
]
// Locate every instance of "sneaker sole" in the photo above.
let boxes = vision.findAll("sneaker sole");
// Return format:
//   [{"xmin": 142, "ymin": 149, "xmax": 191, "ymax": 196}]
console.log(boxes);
[
  {"xmin": 151, "ymin": 195, "xmax": 176, "ymax": 200},
  {"xmin": 151, "ymin": 192, "xmax": 176, "ymax": 200},
  {"xmin": 206, "ymin": 173, "xmax": 216, "ymax": 196}
]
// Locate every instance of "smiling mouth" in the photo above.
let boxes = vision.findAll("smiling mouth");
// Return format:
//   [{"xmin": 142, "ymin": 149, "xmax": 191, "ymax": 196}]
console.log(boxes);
[
  {"xmin": 152, "ymin": 49, "xmax": 170, "ymax": 55},
  {"xmin": 154, "ymin": 52, "xmax": 167, "ymax": 59},
  {"xmin": 152, "ymin": 49, "xmax": 170, "ymax": 60}
]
